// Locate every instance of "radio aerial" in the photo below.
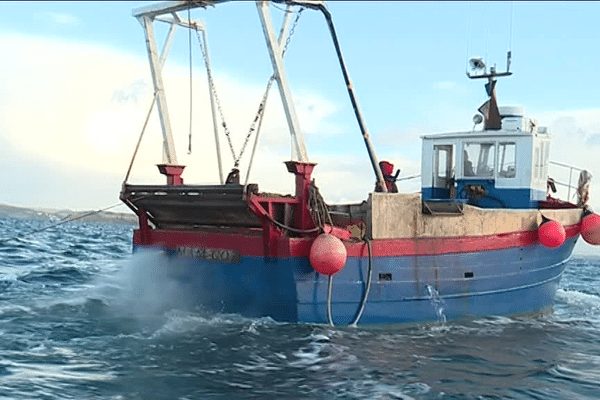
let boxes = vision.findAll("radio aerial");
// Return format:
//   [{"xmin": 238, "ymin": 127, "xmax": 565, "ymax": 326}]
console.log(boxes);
[{"xmin": 469, "ymin": 56, "xmax": 486, "ymax": 71}]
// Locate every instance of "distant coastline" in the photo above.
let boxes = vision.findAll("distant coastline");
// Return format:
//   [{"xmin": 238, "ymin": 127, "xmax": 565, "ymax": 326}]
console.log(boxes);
[{"xmin": 0, "ymin": 203, "xmax": 137, "ymax": 226}]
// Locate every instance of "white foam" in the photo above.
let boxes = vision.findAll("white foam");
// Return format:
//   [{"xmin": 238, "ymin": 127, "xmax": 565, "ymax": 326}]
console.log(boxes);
[
  {"xmin": 556, "ymin": 289, "xmax": 600, "ymax": 310},
  {"xmin": 0, "ymin": 304, "xmax": 34, "ymax": 315},
  {"xmin": 149, "ymin": 309, "xmax": 267, "ymax": 339}
]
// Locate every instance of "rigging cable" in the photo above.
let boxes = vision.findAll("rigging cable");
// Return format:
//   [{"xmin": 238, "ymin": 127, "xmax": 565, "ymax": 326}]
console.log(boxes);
[
  {"xmin": 245, "ymin": 7, "xmax": 303, "ymax": 184},
  {"xmin": 509, "ymin": 1, "xmax": 514, "ymax": 51},
  {"xmin": 188, "ymin": 6, "xmax": 193, "ymax": 154},
  {"xmin": 196, "ymin": 29, "xmax": 237, "ymax": 165},
  {"xmin": 350, "ymin": 239, "xmax": 373, "ymax": 327},
  {"xmin": 507, "ymin": 1, "xmax": 514, "ymax": 71},
  {"xmin": 483, "ymin": 6, "xmax": 489, "ymax": 72},
  {"xmin": 123, "ymin": 92, "xmax": 158, "ymax": 184},
  {"xmin": 244, "ymin": 91, "xmax": 269, "ymax": 186},
  {"xmin": 0, "ymin": 202, "xmax": 126, "ymax": 246},
  {"xmin": 326, "ymin": 275, "xmax": 334, "ymax": 326},
  {"xmin": 262, "ymin": 213, "xmax": 319, "ymax": 234},
  {"xmin": 465, "ymin": 3, "xmax": 472, "ymax": 74},
  {"xmin": 195, "ymin": 6, "xmax": 303, "ymax": 170}
]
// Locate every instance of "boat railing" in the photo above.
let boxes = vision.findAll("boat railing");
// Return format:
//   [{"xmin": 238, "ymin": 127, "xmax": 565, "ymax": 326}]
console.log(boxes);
[{"xmin": 549, "ymin": 160, "xmax": 585, "ymax": 202}]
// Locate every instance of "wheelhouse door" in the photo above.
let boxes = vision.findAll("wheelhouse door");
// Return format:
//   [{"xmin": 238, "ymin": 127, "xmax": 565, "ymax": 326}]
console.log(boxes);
[{"xmin": 432, "ymin": 144, "xmax": 454, "ymax": 199}]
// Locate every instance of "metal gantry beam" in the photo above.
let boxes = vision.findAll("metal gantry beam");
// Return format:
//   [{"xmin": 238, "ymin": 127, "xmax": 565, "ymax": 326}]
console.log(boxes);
[
  {"xmin": 136, "ymin": 5, "xmax": 209, "ymax": 168},
  {"xmin": 139, "ymin": 14, "xmax": 179, "ymax": 165},
  {"xmin": 133, "ymin": 1, "xmax": 219, "ymax": 19},
  {"xmin": 196, "ymin": 27, "xmax": 225, "ymax": 184},
  {"xmin": 245, "ymin": 3, "xmax": 295, "ymax": 185},
  {"xmin": 132, "ymin": 0, "xmax": 324, "ymax": 19},
  {"xmin": 134, "ymin": 0, "xmax": 387, "ymax": 187},
  {"xmin": 256, "ymin": 0, "xmax": 308, "ymax": 162}
]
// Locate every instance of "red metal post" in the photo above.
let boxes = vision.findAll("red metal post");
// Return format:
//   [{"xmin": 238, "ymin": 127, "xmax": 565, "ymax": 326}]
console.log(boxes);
[
  {"xmin": 285, "ymin": 161, "xmax": 317, "ymax": 230},
  {"xmin": 136, "ymin": 209, "xmax": 151, "ymax": 245},
  {"xmin": 157, "ymin": 164, "xmax": 185, "ymax": 186}
]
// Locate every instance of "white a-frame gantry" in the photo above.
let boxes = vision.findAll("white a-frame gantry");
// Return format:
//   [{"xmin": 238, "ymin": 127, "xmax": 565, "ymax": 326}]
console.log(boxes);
[{"xmin": 132, "ymin": 1, "xmax": 319, "ymax": 183}]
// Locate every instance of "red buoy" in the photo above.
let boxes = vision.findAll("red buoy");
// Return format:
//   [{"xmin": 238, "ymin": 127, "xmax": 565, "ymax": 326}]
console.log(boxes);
[
  {"xmin": 538, "ymin": 218, "xmax": 566, "ymax": 248},
  {"xmin": 581, "ymin": 212, "xmax": 600, "ymax": 245},
  {"xmin": 309, "ymin": 233, "xmax": 347, "ymax": 275}
]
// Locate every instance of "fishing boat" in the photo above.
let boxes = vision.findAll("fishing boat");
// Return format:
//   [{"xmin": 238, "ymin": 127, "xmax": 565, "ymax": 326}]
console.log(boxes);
[{"xmin": 120, "ymin": 0, "xmax": 600, "ymax": 325}]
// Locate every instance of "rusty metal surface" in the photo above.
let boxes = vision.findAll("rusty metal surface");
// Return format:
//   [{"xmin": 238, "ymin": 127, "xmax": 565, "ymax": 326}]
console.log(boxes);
[
  {"xmin": 121, "ymin": 184, "xmax": 262, "ymax": 229},
  {"xmin": 368, "ymin": 193, "xmax": 582, "ymax": 240}
]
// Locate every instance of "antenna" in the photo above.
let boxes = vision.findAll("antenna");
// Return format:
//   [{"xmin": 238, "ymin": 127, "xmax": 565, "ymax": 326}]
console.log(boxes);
[
  {"xmin": 465, "ymin": 4, "xmax": 515, "ymax": 131},
  {"xmin": 466, "ymin": 52, "xmax": 512, "ymax": 79},
  {"xmin": 469, "ymin": 57, "xmax": 486, "ymax": 72},
  {"xmin": 507, "ymin": 2, "xmax": 514, "ymax": 72}
]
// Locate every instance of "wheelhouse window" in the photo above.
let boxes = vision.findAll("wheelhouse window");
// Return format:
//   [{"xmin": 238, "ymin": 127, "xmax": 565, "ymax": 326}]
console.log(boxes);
[
  {"xmin": 434, "ymin": 145, "xmax": 453, "ymax": 178},
  {"xmin": 463, "ymin": 142, "xmax": 495, "ymax": 177},
  {"xmin": 498, "ymin": 142, "xmax": 516, "ymax": 178}
]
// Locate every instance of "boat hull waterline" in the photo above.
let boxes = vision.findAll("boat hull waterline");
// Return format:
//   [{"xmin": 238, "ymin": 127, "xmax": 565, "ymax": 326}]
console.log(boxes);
[{"xmin": 131, "ymin": 224, "xmax": 579, "ymax": 325}]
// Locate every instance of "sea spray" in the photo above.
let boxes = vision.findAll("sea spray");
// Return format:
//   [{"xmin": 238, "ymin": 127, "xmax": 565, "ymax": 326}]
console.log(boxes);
[
  {"xmin": 426, "ymin": 285, "xmax": 447, "ymax": 325},
  {"xmin": 87, "ymin": 248, "xmax": 205, "ymax": 319}
]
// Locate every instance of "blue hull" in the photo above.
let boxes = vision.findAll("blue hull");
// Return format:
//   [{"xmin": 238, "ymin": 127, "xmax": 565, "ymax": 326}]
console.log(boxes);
[{"xmin": 134, "ymin": 236, "xmax": 578, "ymax": 325}]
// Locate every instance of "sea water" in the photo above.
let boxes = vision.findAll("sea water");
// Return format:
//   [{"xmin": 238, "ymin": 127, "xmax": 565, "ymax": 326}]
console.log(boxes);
[{"xmin": 0, "ymin": 215, "xmax": 599, "ymax": 399}]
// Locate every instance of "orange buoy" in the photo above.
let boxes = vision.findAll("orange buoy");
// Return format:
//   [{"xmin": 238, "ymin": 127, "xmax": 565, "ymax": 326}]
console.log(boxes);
[
  {"xmin": 580, "ymin": 212, "xmax": 600, "ymax": 245},
  {"xmin": 309, "ymin": 233, "xmax": 347, "ymax": 275},
  {"xmin": 538, "ymin": 218, "xmax": 566, "ymax": 248}
]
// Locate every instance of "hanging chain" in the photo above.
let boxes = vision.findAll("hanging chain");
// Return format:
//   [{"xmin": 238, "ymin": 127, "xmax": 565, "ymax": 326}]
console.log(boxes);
[
  {"xmin": 195, "ymin": 7, "xmax": 303, "ymax": 168},
  {"xmin": 236, "ymin": 7, "xmax": 304, "ymax": 167},
  {"xmin": 282, "ymin": 7, "xmax": 303, "ymax": 58},
  {"xmin": 195, "ymin": 28, "xmax": 236, "ymax": 163}
]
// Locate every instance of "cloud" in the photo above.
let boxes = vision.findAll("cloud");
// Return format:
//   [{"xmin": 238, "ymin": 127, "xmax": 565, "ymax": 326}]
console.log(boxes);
[
  {"xmin": 433, "ymin": 80, "xmax": 457, "ymax": 90},
  {"xmin": 3, "ymin": 30, "xmax": 598, "ymax": 212},
  {"xmin": 536, "ymin": 108, "xmax": 600, "ymax": 208},
  {"xmin": 35, "ymin": 12, "xmax": 82, "ymax": 26},
  {"xmin": 586, "ymin": 134, "xmax": 600, "ymax": 147},
  {"xmin": 374, "ymin": 125, "xmax": 421, "ymax": 149},
  {"xmin": 0, "ymin": 31, "xmax": 356, "ymax": 208},
  {"xmin": 112, "ymin": 79, "xmax": 147, "ymax": 104},
  {"xmin": 0, "ymin": 32, "xmax": 152, "ymax": 177},
  {"xmin": 294, "ymin": 89, "xmax": 342, "ymax": 136}
]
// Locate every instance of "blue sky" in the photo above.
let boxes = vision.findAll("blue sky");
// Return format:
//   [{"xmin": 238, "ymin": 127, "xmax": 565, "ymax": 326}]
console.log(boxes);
[{"xmin": 1, "ymin": 1, "xmax": 599, "ymax": 214}]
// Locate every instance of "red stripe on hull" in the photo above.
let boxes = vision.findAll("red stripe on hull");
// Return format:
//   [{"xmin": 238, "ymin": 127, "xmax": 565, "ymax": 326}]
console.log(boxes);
[
  {"xmin": 350, "ymin": 224, "xmax": 579, "ymax": 257},
  {"xmin": 134, "ymin": 224, "xmax": 580, "ymax": 258},
  {"xmin": 134, "ymin": 229, "xmax": 266, "ymax": 256}
]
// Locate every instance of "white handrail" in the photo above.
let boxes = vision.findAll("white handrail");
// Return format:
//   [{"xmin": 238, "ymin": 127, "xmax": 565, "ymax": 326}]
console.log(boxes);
[{"xmin": 549, "ymin": 160, "xmax": 584, "ymax": 200}]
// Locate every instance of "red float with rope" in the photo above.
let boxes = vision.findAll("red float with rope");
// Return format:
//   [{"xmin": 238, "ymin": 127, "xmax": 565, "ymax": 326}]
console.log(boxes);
[
  {"xmin": 538, "ymin": 216, "xmax": 566, "ymax": 248},
  {"xmin": 580, "ymin": 211, "xmax": 600, "ymax": 245},
  {"xmin": 309, "ymin": 233, "xmax": 347, "ymax": 276}
]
